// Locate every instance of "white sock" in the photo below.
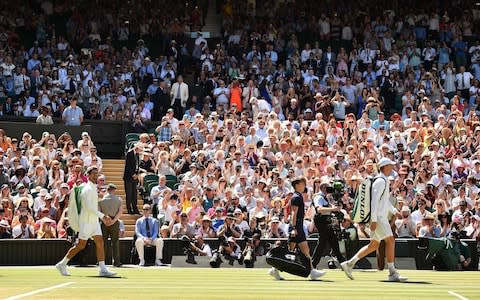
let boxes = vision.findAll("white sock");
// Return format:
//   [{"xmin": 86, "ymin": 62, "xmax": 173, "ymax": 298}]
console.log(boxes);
[
  {"xmin": 387, "ymin": 262, "xmax": 396, "ymax": 274},
  {"xmin": 59, "ymin": 257, "xmax": 70, "ymax": 265},
  {"xmin": 99, "ymin": 261, "xmax": 107, "ymax": 272},
  {"xmin": 349, "ymin": 255, "xmax": 359, "ymax": 265}
]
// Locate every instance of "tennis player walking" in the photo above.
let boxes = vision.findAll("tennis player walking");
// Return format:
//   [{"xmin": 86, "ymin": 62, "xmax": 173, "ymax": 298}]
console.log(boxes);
[
  {"xmin": 268, "ymin": 176, "xmax": 325, "ymax": 280},
  {"xmin": 56, "ymin": 166, "xmax": 116, "ymax": 277},
  {"xmin": 341, "ymin": 158, "xmax": 407, "ymax": 282}
]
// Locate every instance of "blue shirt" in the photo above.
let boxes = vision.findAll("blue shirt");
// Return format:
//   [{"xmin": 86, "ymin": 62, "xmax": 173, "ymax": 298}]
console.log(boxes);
[
  {"xmin": 313, "ymin": 192, "xmax": 329, "ymax": 208},
  {"xmin": 62, "ymin": 106, "xmax": 83, "ymax": 126},
  {"xmin": 454, "ymin": 41, "xmax": 467, "ymax": 57},
  {"xmin": 135, "ymin": 216, "xmax": 159, "ymax": 240},
  {"xmin": 372, "ymin": 119, "xmax": 390, "ymax": 132}
]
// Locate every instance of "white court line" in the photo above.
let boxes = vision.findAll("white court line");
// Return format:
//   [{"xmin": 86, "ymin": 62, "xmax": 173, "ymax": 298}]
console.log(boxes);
[
  {"xmin": 448, "ymin": 291, "xmax": 469, "ymax": 300},
  {"xmin": 5, "ymin": 282, "xmax": 74, "ymax": 300}
]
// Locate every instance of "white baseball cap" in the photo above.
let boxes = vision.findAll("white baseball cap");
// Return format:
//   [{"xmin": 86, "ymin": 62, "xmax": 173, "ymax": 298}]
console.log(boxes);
[{"xmin": 378, "ymin": 157, "xmax": 395, "ymax": 168}]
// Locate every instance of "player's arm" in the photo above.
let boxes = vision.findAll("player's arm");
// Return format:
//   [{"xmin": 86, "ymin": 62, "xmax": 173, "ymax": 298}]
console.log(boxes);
[{"xmin": 290, "ymin": 202, "xmax": 299, "ymax": 234}]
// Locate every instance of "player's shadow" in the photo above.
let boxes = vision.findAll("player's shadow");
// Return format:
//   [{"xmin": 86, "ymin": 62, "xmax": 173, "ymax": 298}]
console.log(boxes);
[
  {"xmin": 85, "ymin": 275, "xmax": 125, "ymax": 279},
  {"xmin": 282, "ymin": 279, "xmax": 335, "ymax": 282},
  {"xmin": 379, "ymin": 280, "xmax": 432, "ymax": 284}
]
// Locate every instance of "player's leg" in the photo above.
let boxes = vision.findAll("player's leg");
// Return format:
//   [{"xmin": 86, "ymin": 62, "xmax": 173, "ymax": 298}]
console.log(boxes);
[
  {"xmin": 93, "ymin": 234, "xmax": 116, "ymax": 277},
  {"xmin": 384, "ymin": 236, "xmax": 407, "ymax": 281},
  {"xmin": 93, "ymin": 235, "xmax": 106, "ymax": 262},
  {"xmin": 341, "ymin": 239, "xmax": 380, "ymax": 280},
  {"xmin": 66, "ymin": 239, "xmax": 88, "ymax": 260},
  {"xmin": 55, "ymin": 239, "xmax": 88, "ymax": 276},
  {"xmin": 297, "ymin": 241, "xmax": 326, "ymax": 280}
]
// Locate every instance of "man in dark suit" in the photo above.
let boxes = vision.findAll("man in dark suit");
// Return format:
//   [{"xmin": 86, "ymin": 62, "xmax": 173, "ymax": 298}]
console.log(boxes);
[
  {"xmin": 2, "ymin": 97, "xmax": 14, "ymax": 116},
  {"xmin": 152, "ymin": 81, "xmax": 169, "ymax": 121},
  {"xmin": 322, "ymin": 46, "xmax": 337, "ymax": 74},
  {"xmin": 123, "ymin": 143, "xmax": 143, "ymax": 214}
]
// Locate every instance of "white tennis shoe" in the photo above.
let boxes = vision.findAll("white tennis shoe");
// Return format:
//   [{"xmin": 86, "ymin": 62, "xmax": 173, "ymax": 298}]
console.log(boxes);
[
  {"xmin": 387, "ymin": 272, "xmax": 407, "ymax": 282},
  {"xmin": 55, "ymin": 262, "xmax": 70, "ymax": 276},
  {"xmin": 340, "ymin": 261, "xmax": 354, "ymax": 280},
  {"xmin": 268, "ymin": 267, "xmax": 285, "ymax": 280},
  {"xmin": 309, "ymin": 269, "xmax": 326, "ymax": 280}
]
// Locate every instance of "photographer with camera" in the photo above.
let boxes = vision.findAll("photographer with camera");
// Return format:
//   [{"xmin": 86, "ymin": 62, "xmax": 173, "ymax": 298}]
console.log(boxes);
[
  {"xmin": 182, "ymin": 234, "xmax": 212, "ymax": 265},
  {"xmin": 189, "ymin": 235, "xmax": 212, "ymax": 256},
  {"xmin": 242, "ymin": 233, "xmax": 266, "ymax": 268},
  {"xmin": 338, "ymin": 214, "xmax": 360, "ymax": 261},
  {"xmin": 311, "ymin": 179, "xmax": 346, "ymax": 269},
  {"xmin": 210, "ymin": 234, "xmax": 243, "ymax": 267}
]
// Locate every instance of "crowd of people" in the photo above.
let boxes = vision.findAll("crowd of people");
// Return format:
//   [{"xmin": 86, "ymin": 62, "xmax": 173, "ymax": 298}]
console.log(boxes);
[
  {"xmin": 0, "ymin": 129, "xmax": 118, "ymax": 240},
  {"xmin": 0, "ymin": 0, "xmax": 480, "ymax": 260}
]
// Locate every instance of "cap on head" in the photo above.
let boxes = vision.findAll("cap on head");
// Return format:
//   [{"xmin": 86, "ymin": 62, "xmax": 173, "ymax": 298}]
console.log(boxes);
[
  {"xmin": 377, "ymin": 157, "xmax": 394, "ymax": 169},
  {"xmin": 86, "ymin": 166, "xmax": 98, "ymax": 175}
]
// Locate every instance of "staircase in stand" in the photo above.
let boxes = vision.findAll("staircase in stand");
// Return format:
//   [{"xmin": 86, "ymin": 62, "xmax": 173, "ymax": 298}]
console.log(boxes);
[
  {"xmin": 202, "ymin": 0, "xmax": 222, "ymax": 38},
  {"xmin": 102, "ymin": 159, "xmax": 143, "ymax": 238}
]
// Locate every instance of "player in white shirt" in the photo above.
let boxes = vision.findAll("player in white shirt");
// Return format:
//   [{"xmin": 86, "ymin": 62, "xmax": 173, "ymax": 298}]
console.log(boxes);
[
  {"xmin": 341, "ymin": 158, "xmax": 407, "ymax": 282},
  {"xmin": 55, "ymin": 166, "xmax": 116, "ymax": 277}
]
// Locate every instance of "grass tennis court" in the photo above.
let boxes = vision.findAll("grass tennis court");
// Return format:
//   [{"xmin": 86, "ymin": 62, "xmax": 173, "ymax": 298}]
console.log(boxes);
[{"xmin": 1, "ymin": 267, "xmax": 479, "ymax": 299}]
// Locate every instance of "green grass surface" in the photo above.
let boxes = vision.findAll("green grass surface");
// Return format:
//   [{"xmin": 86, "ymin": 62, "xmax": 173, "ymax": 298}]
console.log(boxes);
[{"xmin": 1, "ymin": 267, "xmax": 479, "ymax": 299}]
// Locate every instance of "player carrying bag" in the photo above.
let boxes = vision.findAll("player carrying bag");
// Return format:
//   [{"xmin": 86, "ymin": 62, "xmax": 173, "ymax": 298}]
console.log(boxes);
[
  {"xmin": 266, "ymin": 245, "xmax": 312, "ymax": 277},
  {"xmin": 351, "ymin": 177, "xmax": 386, "ymax": 224}
]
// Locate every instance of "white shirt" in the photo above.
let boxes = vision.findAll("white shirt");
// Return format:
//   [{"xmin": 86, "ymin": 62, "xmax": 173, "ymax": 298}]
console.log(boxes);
[
  {"xmin": 410, "ymin": 209, "xmax": 427, "ymax": 225},
  {"xmin": 213, "ymin": 87, "xmax": 230, "ymax": 105},
  {"xmin": 370, "ymin": 173, "xmax": 397, "ymax": 222},
  {"xmin": 79, "ymin": 181, "xmax": 104, "ymax": 225},
  {"xmin": 12, "ymin": 224, "xmax": 34, "ymax": 239},
  {"xmin": 455, "ymin": 72, "xmax": 474, "ymax": 90}
]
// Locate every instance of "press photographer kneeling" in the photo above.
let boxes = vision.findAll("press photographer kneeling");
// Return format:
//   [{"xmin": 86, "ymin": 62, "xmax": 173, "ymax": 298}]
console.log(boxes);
[
  {"xmin": 210, "ymin": 235, "xmax": 243, "ymax": 267},
  {"xmin": 338, "ymin": 214, "xmax": 360, "ymax": 262},
  {"xmin": 182, "ymin": 235, "xmax": 212, "ymax": 264},
  {"xmin": 311, "ymin": 179, "xmax": 347, "ymax": 269},
  {"xmin": 243, "ymin": 234, "xmax": 266, "ymax": 268}
]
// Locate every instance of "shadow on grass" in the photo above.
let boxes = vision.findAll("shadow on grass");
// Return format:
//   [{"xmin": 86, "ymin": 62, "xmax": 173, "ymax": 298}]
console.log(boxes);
[
  {"xmin": 85, "ymin": 275, "xmax": 125, "ymax": 279},
  {"xmin": 379, "ymin": 280, "xmax": 432, "ymax": 284},
  {"xmin": 281, "ymin": 279, "xmax": 336, "ymax": 282}
]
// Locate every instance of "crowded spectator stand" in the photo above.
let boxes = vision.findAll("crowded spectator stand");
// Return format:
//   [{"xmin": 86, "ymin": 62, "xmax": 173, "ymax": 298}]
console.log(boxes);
[{"xmin": 0, "ymin": 0, "xmax": 479, "ymax": 270}]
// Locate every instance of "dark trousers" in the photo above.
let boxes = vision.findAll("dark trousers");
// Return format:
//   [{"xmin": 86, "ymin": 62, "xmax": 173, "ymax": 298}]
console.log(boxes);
[
  {"xmin": 172, "ymin": 98, "xmax": 184, "ymax": 120},
  {"xmin": 459, "ymin": 89, "xmax": 469, "ymax": 101},
  {"xmin": 101, "ymin": 221, "xmax": 121, "ymax": 265},
  {"xmin": 312, "ymin": 220, "xmax": 346, "ymax": 268},
  {"xmin": 124, "ymin": 179, "xmax": 138, "ymax": 213}
]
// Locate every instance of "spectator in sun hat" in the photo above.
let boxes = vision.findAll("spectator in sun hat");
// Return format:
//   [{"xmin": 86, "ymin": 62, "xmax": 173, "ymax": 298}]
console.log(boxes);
[
  {"xmin": 417, "ymin": 213, "xmax": 441, "ymax": 238},
  {"xmin": 38, "ymin": 193, "xmax": 57, "ymax": 221},
  {"xmin": 394, "ymin": 206, "xmax": 416, "ymax": 238},
  {"xmin": 266, "ymin": 216, "xmax": 286, "ymax": 238},
  {"xmin": 0, "ymin": 219, "xmax": 12, "ymax": 239},
  {"xmin": 218, "ymin": 212, "xmax": 242, "ymax": 238}
]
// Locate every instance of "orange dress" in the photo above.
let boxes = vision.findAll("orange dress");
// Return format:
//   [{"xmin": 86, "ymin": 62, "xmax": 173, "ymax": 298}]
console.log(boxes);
[{"xmin": 230, "ymin": 86, "xmax": 242, "ymax": 112}]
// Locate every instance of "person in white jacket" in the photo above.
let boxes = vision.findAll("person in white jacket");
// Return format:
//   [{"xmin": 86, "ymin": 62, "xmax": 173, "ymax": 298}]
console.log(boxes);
[
  {"xmin": 55, "ymin": 166, "xmax": 116, "ymax": 277},
  {"xmin": 170, "ymin": 75, "xmax": 189, "ymax": 120},
  {"xmin": 341, "ymin": 157, "xmax": 407, "ymax": 282}
]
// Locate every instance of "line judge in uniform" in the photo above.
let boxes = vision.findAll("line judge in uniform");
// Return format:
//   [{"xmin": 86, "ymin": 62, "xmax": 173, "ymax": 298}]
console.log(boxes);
[{"xmin": 99, "ymin": 183, "xmax": 123, "ymax": 267}]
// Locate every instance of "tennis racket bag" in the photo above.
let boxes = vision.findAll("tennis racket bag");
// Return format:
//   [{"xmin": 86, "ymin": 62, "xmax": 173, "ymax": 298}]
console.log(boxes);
[
  {"xmin": 266, "ymin": 246, "xmax": 311, "ymax": 277},
  {"xmin": 352, "ymin": 176, "xmax": 386, "ymax": 224}
]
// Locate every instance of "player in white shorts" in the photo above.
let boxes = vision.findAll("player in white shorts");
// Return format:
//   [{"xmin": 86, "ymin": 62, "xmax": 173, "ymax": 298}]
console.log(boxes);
[
  {"xmin": 341, "ymin": 157, "xmax": 407, "ymax": 282},
  {"xmin": 55, "ymin": 166, "xmax": 116, "ymax": 277}
]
